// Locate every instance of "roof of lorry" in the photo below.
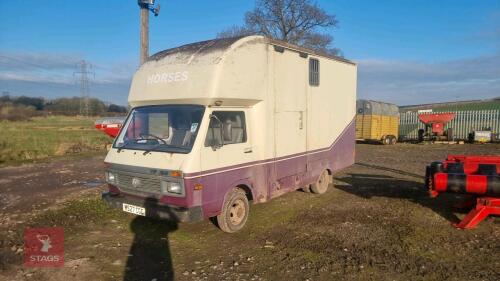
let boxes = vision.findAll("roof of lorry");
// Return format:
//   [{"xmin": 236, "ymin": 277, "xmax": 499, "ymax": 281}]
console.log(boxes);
[{"xmin": 147, "ymin": 36, "xmax": 355, "ymax": 65}]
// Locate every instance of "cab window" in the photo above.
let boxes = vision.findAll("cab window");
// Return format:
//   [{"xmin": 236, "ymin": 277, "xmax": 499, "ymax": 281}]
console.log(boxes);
[{"xmin": 205, "ymin": 111, "xmax": 247, "ymax": 147}]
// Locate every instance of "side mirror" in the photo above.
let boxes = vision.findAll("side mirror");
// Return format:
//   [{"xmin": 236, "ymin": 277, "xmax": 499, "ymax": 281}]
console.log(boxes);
[{"xmin": 209, "ymin": 114, "xmax": 224, "ymax": 150}]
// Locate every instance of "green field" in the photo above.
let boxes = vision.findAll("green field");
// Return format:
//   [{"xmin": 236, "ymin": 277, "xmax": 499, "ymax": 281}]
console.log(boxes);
[{"xmin": 0, "ymin": 116, "xmax": 112, "ymax": 165}]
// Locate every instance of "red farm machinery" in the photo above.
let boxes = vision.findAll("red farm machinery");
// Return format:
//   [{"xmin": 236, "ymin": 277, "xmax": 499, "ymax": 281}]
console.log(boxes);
[
  {"xmin": 418, "ymin": 112, "xmax": 456, "ymax": 142},
  {"xmin": 95, "ymin": 117, "xmax": 125, "ymax": 138},
  {"xmin": 426, "ymin": 155, "xmax": 500, "ymax": 229}
]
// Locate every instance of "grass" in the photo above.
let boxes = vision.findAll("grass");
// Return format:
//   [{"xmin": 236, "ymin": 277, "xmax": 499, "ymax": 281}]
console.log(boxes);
[
  {"xmin": 30, "ymin": 198, "xmax": 123, "ymax": 231},
  {"xmin": 0, "ymin": 115, "xmax": 112, "ymax": 165}
]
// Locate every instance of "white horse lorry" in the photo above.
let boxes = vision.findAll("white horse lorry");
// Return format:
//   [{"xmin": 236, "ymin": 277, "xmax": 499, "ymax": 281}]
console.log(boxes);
[{"xmin": 102, "ymin": 36, "xmax": 357, "ymax": 232}]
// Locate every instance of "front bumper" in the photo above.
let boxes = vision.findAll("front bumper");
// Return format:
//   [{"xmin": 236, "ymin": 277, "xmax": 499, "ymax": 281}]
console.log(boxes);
[{"xmin": 102, "ymin": 192, "xmax": 203, "ymax": 223}]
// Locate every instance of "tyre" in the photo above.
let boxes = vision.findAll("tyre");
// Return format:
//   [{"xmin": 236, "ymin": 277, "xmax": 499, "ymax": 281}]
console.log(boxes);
[
  {"xmin": 390, "ymin": 136, "xmax": 397, "ymax": 145},
  {"xmin": 310, "ymin": 170, "xmax": 330, "ymax": 194},
  {"xmin": 382, "ymin": 136, "xmax": 391, "ymax": 145},
  {"xmin": 216, "ymin": 188, "xmax": 249, "ymax": 233}
]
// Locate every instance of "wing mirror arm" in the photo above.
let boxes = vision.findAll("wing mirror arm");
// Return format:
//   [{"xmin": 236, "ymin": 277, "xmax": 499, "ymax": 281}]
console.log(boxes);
[{"xmin": 209, "ymin": 114, "xmax": 224, "ymax": 150}]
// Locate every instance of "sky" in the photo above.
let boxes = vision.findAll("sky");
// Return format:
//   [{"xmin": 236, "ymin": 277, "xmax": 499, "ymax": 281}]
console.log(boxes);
[{"xmin": 0, "ymin": 0, "xmax": 499, "ymax": 106}]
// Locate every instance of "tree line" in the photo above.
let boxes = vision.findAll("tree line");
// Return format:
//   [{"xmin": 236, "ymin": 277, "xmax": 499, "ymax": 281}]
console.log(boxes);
[{"xmin": 0, "ymin": 95, "xmax": 127, "ymax": 121}]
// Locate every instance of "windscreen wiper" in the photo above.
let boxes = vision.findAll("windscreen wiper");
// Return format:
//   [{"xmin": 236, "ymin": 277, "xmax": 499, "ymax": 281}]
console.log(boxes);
[
  {"xmin": 116, "ymin": 139, "xmax": 134, "ymax": 153},
  {"xmin": 140, "ymin": 133, "xmax": 168, "ymax": 155},
  {"xmin": 140, "ymin": 133, "xmax": 168, "ymax": 145}
]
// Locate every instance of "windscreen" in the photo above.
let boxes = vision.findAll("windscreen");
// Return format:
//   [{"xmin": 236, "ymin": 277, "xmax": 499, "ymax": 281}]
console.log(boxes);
[{"xmin": 114, "ymin": 105, "xmax": 205, "ymax": 154}]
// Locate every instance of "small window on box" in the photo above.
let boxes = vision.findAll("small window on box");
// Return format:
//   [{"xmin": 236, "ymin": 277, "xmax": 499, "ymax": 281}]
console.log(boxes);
[{"xmin": 309, "ymin": 58, "xmax": 319, "ymax": 86}]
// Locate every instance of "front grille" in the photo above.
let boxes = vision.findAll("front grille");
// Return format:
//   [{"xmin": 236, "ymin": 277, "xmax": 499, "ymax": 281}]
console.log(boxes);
[{"xmin": 115, "ymin": 172, "xmax": 161, "ymax": 195}]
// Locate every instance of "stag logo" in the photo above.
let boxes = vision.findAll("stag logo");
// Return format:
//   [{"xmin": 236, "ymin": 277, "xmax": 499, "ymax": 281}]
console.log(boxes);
[
  {"xmin": 24, "ymin": 227, "xmax": 64, "ymax": 267},
  {"xmin": 36, "ymin": 234, "xmax": 52, "ymax": 253}
]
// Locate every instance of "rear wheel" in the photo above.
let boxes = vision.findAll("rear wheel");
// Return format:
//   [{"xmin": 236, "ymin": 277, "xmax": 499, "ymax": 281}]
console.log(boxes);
[
  {"xmin": 310, "ymin": 170, "xmax": 331, "ymax": 194},
  {"xmin": 382, "ymin": 136, "xmax": 391, "ymax": 145},
  {"xmin": 216, "ymin": 188, "xmax": 249, "ymax": 233},
  {"xmin": 390, "ymin": 136, "xmax": 397, "ymax": 145}
]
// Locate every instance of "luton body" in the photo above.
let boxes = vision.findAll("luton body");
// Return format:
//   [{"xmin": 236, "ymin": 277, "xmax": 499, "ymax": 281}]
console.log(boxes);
[{"xmin": 102, "ymin": 36, "xmax": 357, "ymax": 232}]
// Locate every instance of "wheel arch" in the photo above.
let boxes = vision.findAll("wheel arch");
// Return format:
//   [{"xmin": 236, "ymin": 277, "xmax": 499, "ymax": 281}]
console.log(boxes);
[
  {"xmin": 326, "ymin": 168, "xmax": 333, "ymax": 176},
  {"xmin": 220, "ymin": 179, "xmax": 255, "ymax": 209},
  {"xmin": 235, "ymin": 183, "xmax": 254, "ymax": 202}
]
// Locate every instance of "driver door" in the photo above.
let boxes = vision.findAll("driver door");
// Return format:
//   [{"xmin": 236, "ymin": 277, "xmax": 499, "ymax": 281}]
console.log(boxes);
[{"xmin": 200, "ymin": 109, "xmax": 254, "ymax": 189}]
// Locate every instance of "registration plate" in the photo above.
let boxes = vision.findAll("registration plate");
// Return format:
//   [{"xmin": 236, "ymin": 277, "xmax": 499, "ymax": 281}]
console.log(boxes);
[{"xmin": 122, "ymin": 203, "xmax": 146, "ymax": 216}]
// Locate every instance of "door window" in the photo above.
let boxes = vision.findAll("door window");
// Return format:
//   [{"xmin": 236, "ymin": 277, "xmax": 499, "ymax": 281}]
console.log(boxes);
[{"xmin": 205, "ymin": 111, "xmax": 247, "ymax": 147}]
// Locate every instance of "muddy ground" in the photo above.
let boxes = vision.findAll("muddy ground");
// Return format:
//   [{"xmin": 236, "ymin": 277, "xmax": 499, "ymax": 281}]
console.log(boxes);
[
  {"xmin": 0, "ymin": 155, "xmax": 106, "ymax": 214},
  {"xmin": 1, "ymin": 143, "xmax": 499, "ymax": 281}
]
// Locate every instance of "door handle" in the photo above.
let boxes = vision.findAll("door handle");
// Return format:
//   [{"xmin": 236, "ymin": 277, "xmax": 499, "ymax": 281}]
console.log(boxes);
[
  {"xmin": 299, "ymin": 111, "xmax": 304, "ymax": 129},
  {"xmin": 244, "ymin": 147, "xmax": 253, "ymax": 153}
]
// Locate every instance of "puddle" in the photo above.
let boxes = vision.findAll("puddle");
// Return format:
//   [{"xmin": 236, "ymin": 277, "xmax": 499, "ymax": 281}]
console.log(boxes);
[{"xmin": 83, "ymin": 179, "xmax": 105, "ymax": 188}]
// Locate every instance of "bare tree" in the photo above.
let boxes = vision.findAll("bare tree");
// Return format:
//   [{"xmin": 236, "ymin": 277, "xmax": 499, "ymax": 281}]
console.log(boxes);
[
  {"xmin": 217, "ymin": 0, "xmax": 340, "ymax": 55},
  {"xmin": 216, "ymin": 25, "xmax": 256, "ymax": 39}
]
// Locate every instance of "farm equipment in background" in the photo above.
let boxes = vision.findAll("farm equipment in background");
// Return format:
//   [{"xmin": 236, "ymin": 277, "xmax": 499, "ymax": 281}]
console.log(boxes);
[
  {"xmin": 426, "ymin": 155, "xmax": 500, "ymax": 229},
  {"xmin": 417, "ymin": 112, "xmax": 456, "ymax": 142},
  {"xmin": 470, "ymin": 130, "xmax": 493, "ymax": 143},
  {"xmin": 95, "ymin": 117, "xmax": 126, "ymax": 138}
]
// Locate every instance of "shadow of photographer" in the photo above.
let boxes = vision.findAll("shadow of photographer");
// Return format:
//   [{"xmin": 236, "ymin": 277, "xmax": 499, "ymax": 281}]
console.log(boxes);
[{"xmin": 124, "ymin": 197, "xmax": 178, "ymax": 281}]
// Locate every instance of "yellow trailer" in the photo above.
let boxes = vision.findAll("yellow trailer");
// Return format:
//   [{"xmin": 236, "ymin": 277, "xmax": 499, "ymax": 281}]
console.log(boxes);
[{"xmin": 356, "ymin": 100, "xmax": 399, "ymax": 144}]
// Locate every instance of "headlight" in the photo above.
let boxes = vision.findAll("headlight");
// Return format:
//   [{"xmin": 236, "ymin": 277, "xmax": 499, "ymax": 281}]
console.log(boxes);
[
  {"xmin": 106, "ymin": 172, "xmax": 115, "ymax": 183},
  {"xmin": 161, "ymin": 181, "xmax": 184, "ymax": 196},
  {"xmin": 168, "ymin": 182, "xmax": 182, "ymax": 194}
]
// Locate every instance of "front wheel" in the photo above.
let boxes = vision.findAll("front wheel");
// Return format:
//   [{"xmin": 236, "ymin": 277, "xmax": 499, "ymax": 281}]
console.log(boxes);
[{"xmin": 216, "ymin": 188, "xmax": 249, "ymax": 233}]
